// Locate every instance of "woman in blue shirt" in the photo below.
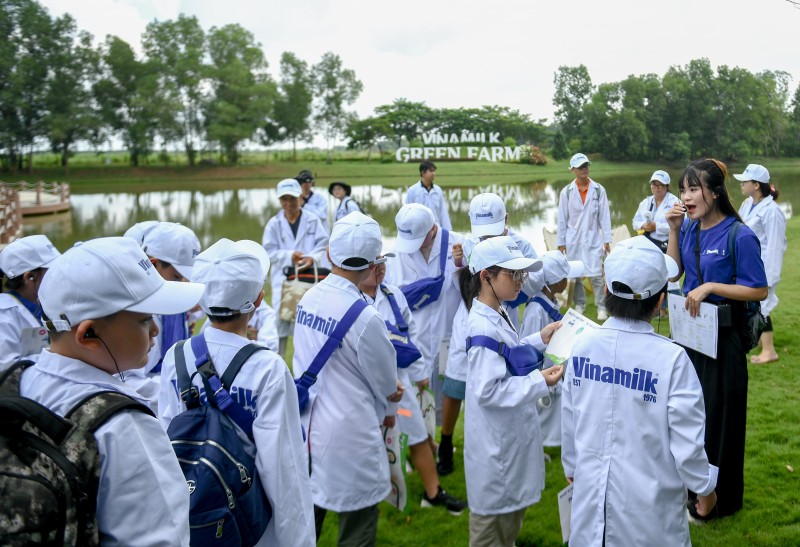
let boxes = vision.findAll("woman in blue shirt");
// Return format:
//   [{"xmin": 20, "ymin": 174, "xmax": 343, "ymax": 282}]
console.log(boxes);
[{"xmin": 665, "ymin": 159, "xmax": 767, "ymax": 520}]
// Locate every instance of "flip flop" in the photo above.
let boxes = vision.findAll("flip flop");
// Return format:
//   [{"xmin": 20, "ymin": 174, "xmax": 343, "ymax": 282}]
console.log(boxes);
[{"xmin": 750, "ymin": 354, "xmax": 779, "ymax": 364}]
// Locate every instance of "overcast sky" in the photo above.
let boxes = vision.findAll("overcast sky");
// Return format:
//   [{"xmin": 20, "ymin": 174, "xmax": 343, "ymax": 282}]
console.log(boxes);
[{"xmin": 39, "ymin": 0, "xmax": 800, "ymax": 124}]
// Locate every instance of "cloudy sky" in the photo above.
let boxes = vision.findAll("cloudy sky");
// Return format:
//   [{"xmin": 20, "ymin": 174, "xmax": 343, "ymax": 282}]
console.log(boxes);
[{"xmin": 39, "ymin": 0, "xmax": 800, "ymax": 124}]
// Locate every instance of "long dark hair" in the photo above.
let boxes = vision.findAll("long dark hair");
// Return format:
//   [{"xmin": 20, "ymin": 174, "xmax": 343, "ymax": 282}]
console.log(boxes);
[
  {"xmin": 678, "ymin": 158, "xmax": 743, "ymax": 223},
  {"xmin": 458, "ymin": 266, "xmax": 499, "ymax": 310},
  {"xmin": 757, "ymin": 181, "xmax": 779, "ymax": 201}
]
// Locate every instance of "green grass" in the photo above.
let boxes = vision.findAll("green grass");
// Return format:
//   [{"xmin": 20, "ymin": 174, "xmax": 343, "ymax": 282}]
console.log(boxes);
[{"xmin": 310, "ymin": 220, "xmax": 800, "ymax": 546}]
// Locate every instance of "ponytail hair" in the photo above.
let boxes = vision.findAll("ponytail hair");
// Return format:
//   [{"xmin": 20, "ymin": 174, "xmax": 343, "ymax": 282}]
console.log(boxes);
[
  {"xmin": 458, "ymin": 266, "xmax": 499, "ymax": 310},
  {"xmin": 679, "ymin": 158, "xmax": 743, "ymax": 223},
  {"xmin": 758, "ymin": 182, "xmax": 779, "ymax": 201}
]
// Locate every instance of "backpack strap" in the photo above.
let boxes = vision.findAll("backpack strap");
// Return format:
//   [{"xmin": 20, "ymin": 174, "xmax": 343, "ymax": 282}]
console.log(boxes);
[
  {"xmin": 65, "ymin": 390, "xmax": 155, "ymax": 432},
  {"xmin": 728, "ymin": 221, "xmax": 743, "ymax": 284},
  {"xmin": 295, "ymin": 299, "xmax": 369, "ymax": 391},
  {"xmin": 174, "ymin": 340, "xmax": 200, "ymax": 408},
  {"xmin": 466, "ymin": 335, "xmax": 515, "ymax": 377},
  {"xmin": 530, "ymin": 296, "xmax": 563, "ymax": 321},
  {"xmin": 439, "ymin": 228, "xmax": 449, "ymax": 275},
  {"xmin": 380, "ymin": 284, "xmax": 409, "ymax": 332}
]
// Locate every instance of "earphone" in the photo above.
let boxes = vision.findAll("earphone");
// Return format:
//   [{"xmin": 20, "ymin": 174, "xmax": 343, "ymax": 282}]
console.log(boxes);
[{"xmin": 84, "ymin": 328, "xmax": 97, "ymax": 339}]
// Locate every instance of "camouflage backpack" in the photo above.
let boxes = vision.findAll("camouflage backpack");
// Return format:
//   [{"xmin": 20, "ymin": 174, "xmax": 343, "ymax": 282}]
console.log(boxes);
[{"xmin": 0, "ymin": 361, "xmax": 154, "ymax": 546}]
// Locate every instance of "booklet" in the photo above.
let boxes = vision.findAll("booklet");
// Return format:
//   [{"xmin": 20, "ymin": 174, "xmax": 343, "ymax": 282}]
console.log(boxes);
[
  {"xmin": 544, "ymin": 308, "xmax": 599, "ymax": 365},
  {"xmin": 667, "ymin": 294, "xmax": 719, "ymax": 359},
  {"xmin": 557, "ymin": 483, "xmax": 574, "ymax": 543}
]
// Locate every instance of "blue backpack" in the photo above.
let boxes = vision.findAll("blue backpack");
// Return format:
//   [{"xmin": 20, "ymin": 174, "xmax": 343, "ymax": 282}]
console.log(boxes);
[
  {"xmin": 380, "ymin": 284, "xmax": 423, "ymax": 368},
  {"xmin": 401, "ymin": 228, "xmax": 450, "ymax": 311},
  {"xmin": 168, "ymin": 335, "xmax": 270, "ymax": 547},
  {"xmin": 466, "ymin": 335, "xmax": 544, "ymax": 377}
]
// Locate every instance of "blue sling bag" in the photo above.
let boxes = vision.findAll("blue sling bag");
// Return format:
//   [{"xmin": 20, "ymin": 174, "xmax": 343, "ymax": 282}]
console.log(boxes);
[
  {"xmin": 401, "ymin": 229, "xmax": 450, "ymax": 311},
  {"xmin": 294, "ymin": 299, "xmax": 369, "ymax": 413},
  {"xmin": 380, "ymin": 284, "xmax": 423, "ymax": 368},
  {"xmin": 466, "ymin": 335, "xmax": 544, "ymax": 377},
  {"xmin": 529, "ymin": 296, "xmax": 564, "ymax": 321}
]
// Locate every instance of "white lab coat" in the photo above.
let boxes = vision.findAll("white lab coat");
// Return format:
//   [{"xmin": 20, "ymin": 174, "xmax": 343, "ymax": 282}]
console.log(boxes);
[
  {"xmin": 334, "ymin": 196, "xmax": 362, "ymax": 222},
  {"xmin": 521, "ymin": 291, "xmax": 562, "ymax": 446},
  {"xmin": 738, "ymin": 196, "xmax": 786, "ymax": 316},
  {"xmin": 302, "ymin": 190, "xmax": 330, "ymax": 229},
  {"xmin": 464, "ymin": 299, "xmax": 548, "ymax": 515},
  {"xmin": 405, "ymin": 181, "xmax": 452, "ymax": 230},
  {"xmin": 20, "ymin": 350, "xmax": 190, "ymax": 547},
  {"xmin": 292, "ymin": 274, "xmax": 398, "ymax": 512},
  {"xmin": 561, "ymin": 317, "xmax": 718, "ymax": 547},
  {"xmin": 158, "ymin": 327, "xmax": 315, "ymax": 547},
  {"xmin": 366, "ymin": 285, "xmax": 429, "ymax": 444},
  {"xmin": 384, "ymin": 227, "xmax": 465, "ymax": 383},
  {"xmin": 632, "ymin": 192, "xmax": 681, "ymax": 244},
  {"xmin": 0, "ymin": 293, "xmax": 48, "ymax": 371},
  {"xmin": 557, "ymin": 179, "xmax": 612, "ymax": 277},
  {"xmin": 262, "ymin": 210, "xmax": 330, "ymax": 338}
]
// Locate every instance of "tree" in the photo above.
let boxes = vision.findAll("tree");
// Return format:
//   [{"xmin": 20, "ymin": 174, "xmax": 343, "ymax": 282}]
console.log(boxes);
[
  {"xmin": 143, "ymin": 15, "xmax": 206, "ymax": 166},
  {"xmin": 204, "ymin": 24, "xmax": 275, "ymax": 165},
  {"xmin": 346, "ymin": 115, "xmax": 392, "ymax": 161},
  {"xmin": 553, "ymin": 65, "xmax": 593, "ymax": 144},
  {"xmin": 44, "ymin": 13, "xmax": 99, "ymax": 171},
  {"xmin": 266, "ymin": 51, "xmax": 314, "ymax": 161},
  {"xmin": 374, "ymin": 99, "xmax": 433, "ymax": 146},
  {"xmin": 312, "ymin": 52, "xmax": 363, "ymax": 163},
  {"xmin": 94, "ymin": 35, "xmax": 171, "ymax": 166}
]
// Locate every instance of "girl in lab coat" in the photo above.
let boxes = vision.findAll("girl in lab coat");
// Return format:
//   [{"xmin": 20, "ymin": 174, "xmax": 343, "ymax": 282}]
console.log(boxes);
[
  {"xmin": 665, "ymin": 158, "xmax": 767, "ymax": 519},
  {"xmin": 459, "ymin": 236, "xmax": 562, "ymax": 547},
  {"xmin": 735, "ymin": 164, "xmax": 786, "ymax": 364}
]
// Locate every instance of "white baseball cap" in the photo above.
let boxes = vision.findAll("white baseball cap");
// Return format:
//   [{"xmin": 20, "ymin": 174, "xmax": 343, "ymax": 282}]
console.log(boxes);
[
  {"xmin": 540, "ymin": 250, "xmax": 584, "ymax": 285},
  {"xmin": 142, "ymin": 222, "xmax": 201, "ymax": 281},
  {"xmin": 276, "ymin": 178, "xmax": 302, "ymax": 198},
  {"xmin": 469, "ymin": 193, "xmax": 507, "ymax": 237},
  {"xmin": 468, "ymin": 236, "xmax": 543, "ymax": 274},
  {"xmin": 394, "ymin": 203, "xmax": 435, "ymax": 254},
  {"xmin": 650, "ymin": 170, "xmax": 670, "ymax": 186},
  {"xmin": 0, "ymin": 235, "xmax": 61, "ymax": 279},
  {"xmin": 733, "ymin": 164, "xmax": 770, "ymax": 184},
  {"xmin": 40, "ymin": 237, "xmax": 205, "ymax": 332},
  {"xmin": 569, "ymin": 153, "xmax": 591, "ymax": 170},
  {"xmin": 604, "ymin": 236, "xmax": 678, "ymax": 300},
  {"xmin": 123, "ymin": 220, "xmax": 160, "ymax": 246},
  {"xmin": 192, "ymin": 239, "xmax": 270, "ymax": 316},
  {"xmin": 329, "ymin": 212, "xmax": 386, "ymax": 270}
]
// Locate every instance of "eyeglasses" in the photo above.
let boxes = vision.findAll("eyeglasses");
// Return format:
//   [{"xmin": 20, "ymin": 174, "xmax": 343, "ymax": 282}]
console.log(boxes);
[{"xmin": 498, "ymin": 269, "xmax": 528, "ymax": 282}]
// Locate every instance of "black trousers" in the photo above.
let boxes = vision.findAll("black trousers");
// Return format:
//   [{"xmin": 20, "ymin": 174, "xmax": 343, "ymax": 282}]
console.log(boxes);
[{"xmin": 686, "ymin": 325, "xmax": 748, "ymax": 517}]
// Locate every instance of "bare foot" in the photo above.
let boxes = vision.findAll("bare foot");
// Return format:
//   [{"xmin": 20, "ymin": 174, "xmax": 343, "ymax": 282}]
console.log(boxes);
[{"xmin": 750, "ymin": 353, "xmax": 779, "ymax": 364}]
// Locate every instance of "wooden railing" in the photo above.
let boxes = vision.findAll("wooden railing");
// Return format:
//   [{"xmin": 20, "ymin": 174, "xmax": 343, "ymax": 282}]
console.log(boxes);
[
  {"xmin": 0, "ymin": 184, "xmax": 22, "ymax": 244},
  {"xmin": 2, "ymin": 181, "xmax": 71, "ymax": 205}
]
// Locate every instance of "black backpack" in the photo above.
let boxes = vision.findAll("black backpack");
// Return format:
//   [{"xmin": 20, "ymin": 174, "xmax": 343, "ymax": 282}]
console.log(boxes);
[{"xmin": 0, "ymin": 360, "xmax": 154, "ymax": 546}]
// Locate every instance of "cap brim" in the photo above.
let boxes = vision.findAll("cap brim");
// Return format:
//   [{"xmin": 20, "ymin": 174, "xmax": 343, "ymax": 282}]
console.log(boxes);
[
  {"xmin": 393, "ymin": 235, "xmax": 426, "ymax": 254},
  {"xmin": 732, "ymin": 174, "xmax": 747, "ymax": 181},
  {"xmin": 277, "ymin": 190, "xmax": 302, "ymax": 198},
  {"xmin": 497, "ymin": 257, "xmax": 543, "ymax": 272},
  {"xmin": 664, "ymin": 254, "xmax": 679, "ymax": 279},
  {"xmin": 173, "ymin": 262, "xmax": 195, "ymax": 281},
  {"xmin": 127, "ymin": 280, "xmax": 204, "ymax": 316},
  {"xmin": 471, "ymin": 219, "xmax": 506, "ymax": 238}
]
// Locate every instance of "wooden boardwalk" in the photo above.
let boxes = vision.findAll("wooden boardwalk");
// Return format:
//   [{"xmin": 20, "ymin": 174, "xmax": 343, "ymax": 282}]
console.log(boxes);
[{"xmin": 0, "ymin": 181, "xmax": 71, "ymax": 248}]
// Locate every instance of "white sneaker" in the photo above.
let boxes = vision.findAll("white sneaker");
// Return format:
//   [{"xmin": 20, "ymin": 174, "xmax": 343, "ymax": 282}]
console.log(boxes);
[
  {"xmin": 597, "ymin": 309, "xmax": 608, "ymax": 321},
  {"xmin": 574, "ymin": 305, "xmax": 585, "ymax": 315}
]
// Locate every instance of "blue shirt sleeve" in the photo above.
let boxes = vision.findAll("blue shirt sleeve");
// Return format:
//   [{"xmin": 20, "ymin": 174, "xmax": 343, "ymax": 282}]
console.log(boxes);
[{"xmin": 732, "ymin": 225, "xmax": 767, "ymax": 289}]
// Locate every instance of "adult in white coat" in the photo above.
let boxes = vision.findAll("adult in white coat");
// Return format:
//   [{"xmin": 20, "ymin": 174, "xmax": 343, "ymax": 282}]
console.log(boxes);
[
  {"xmin": 262, "ymin": 178, "xmax": 330, "ymax": 356},
  {"xmin": 735, "ymin": 164, "xmax": 787, "ymax": 364},
  {"xmin": 384, "ymin": 203, "xmax": 465, "ymax": 429},
  {"xmin": 21, "ymin": 236, "xmax": 205, "ymax": 546},
  {"xmin": 439, "ymin": 193, "xmax": 544, "ymax": 475},
  {"xmin": 460, "ymin": 236, "xmax": 562, "ymax": 547},
  {"xmin": 0, "ymin": 234, "xmax": 60, "ymax": 371},
  {"xmin": 296, "ymin": 169, "xmax": 330, "ymax": 228},
  {"xmin": 293, "ymin": 212, "xmax": 401, "ymax": 544},
  {"xmin": 632, "ymin": 170, "xmax": 681, "ymax": 250},
  {"xmin": 159, "ymin": 238, "xmax": 315, "ymax": 547},
  {"xmin": 405, "ymin": 160, "xmax": 452, "ymax": 230},
  {"xmin": 562, "ymin": 236, "xmax": 718, "ymax": 545},
  {"xmin": 557, "ymin": 153, "xmax": 612, "ymax": 319}
]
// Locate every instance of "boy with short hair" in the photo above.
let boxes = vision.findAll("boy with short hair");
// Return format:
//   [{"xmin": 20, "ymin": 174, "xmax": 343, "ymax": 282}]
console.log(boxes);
[
  {"xmin": 561, "ymin": 236, "xmax": 718, "ymax": 545},
  {"xmin": 158, "ymin": 238, "xmax": 315, "ymax": 546},
  {"xmin": 20, "ymin": 236, "xmax": 205, "ymax": 546},
  {"xmin": 406, "ymin": 160, "xmax": 452, "ymax": 230}
]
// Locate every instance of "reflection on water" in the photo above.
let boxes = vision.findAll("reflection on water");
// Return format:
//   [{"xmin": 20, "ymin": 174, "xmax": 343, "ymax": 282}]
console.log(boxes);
[{"xmin": 27, "ymin": 169, "xmax": 797, "ymax": 256}]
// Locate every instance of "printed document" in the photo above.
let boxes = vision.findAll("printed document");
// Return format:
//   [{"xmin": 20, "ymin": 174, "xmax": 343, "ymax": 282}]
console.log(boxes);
[
  {"xmin": 667, "ymin": 293, "xmax": 718, "ymax": 358},
  {"xmin": 544, "ymin": 308, "xmax": 599, "ymax": 365},
  {"xmin": 558, "ymin": 483, "xmax": 574, "ymax": 543}
]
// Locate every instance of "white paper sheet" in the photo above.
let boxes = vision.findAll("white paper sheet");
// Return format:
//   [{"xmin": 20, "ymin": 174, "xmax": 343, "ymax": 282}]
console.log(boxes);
[
  {"xmin": 558, "ymin": 483, "xmax": 574, "ymax": 543},
  {"xmin": 544, "ymin": 308, "xmax": 599, "ymax": 365},
  {"xmin": 667, "ymin": 293, "xmax": 719, "ymax": 359}
]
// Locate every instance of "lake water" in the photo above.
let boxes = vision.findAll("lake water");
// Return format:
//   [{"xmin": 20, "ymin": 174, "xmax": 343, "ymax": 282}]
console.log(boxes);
[{"xmin": 27, "ymin": 169, "xmax": 796, "ymax": 255}]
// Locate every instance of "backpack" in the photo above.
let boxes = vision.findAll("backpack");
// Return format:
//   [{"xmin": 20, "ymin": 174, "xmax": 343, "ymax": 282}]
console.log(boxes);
[
  {"xmin": 168, "ymin": 335, "xmax": 271, "ymax": 547},
  {"xmin": 0, "ymin": 360, "xmax": 154, "ymax": 546}
]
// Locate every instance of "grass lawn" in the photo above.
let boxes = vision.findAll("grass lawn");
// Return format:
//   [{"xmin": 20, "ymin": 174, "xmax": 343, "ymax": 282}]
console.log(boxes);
[{"xmin": 311, "ymin": 219, "xmax": 800, "ymax": 546}]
